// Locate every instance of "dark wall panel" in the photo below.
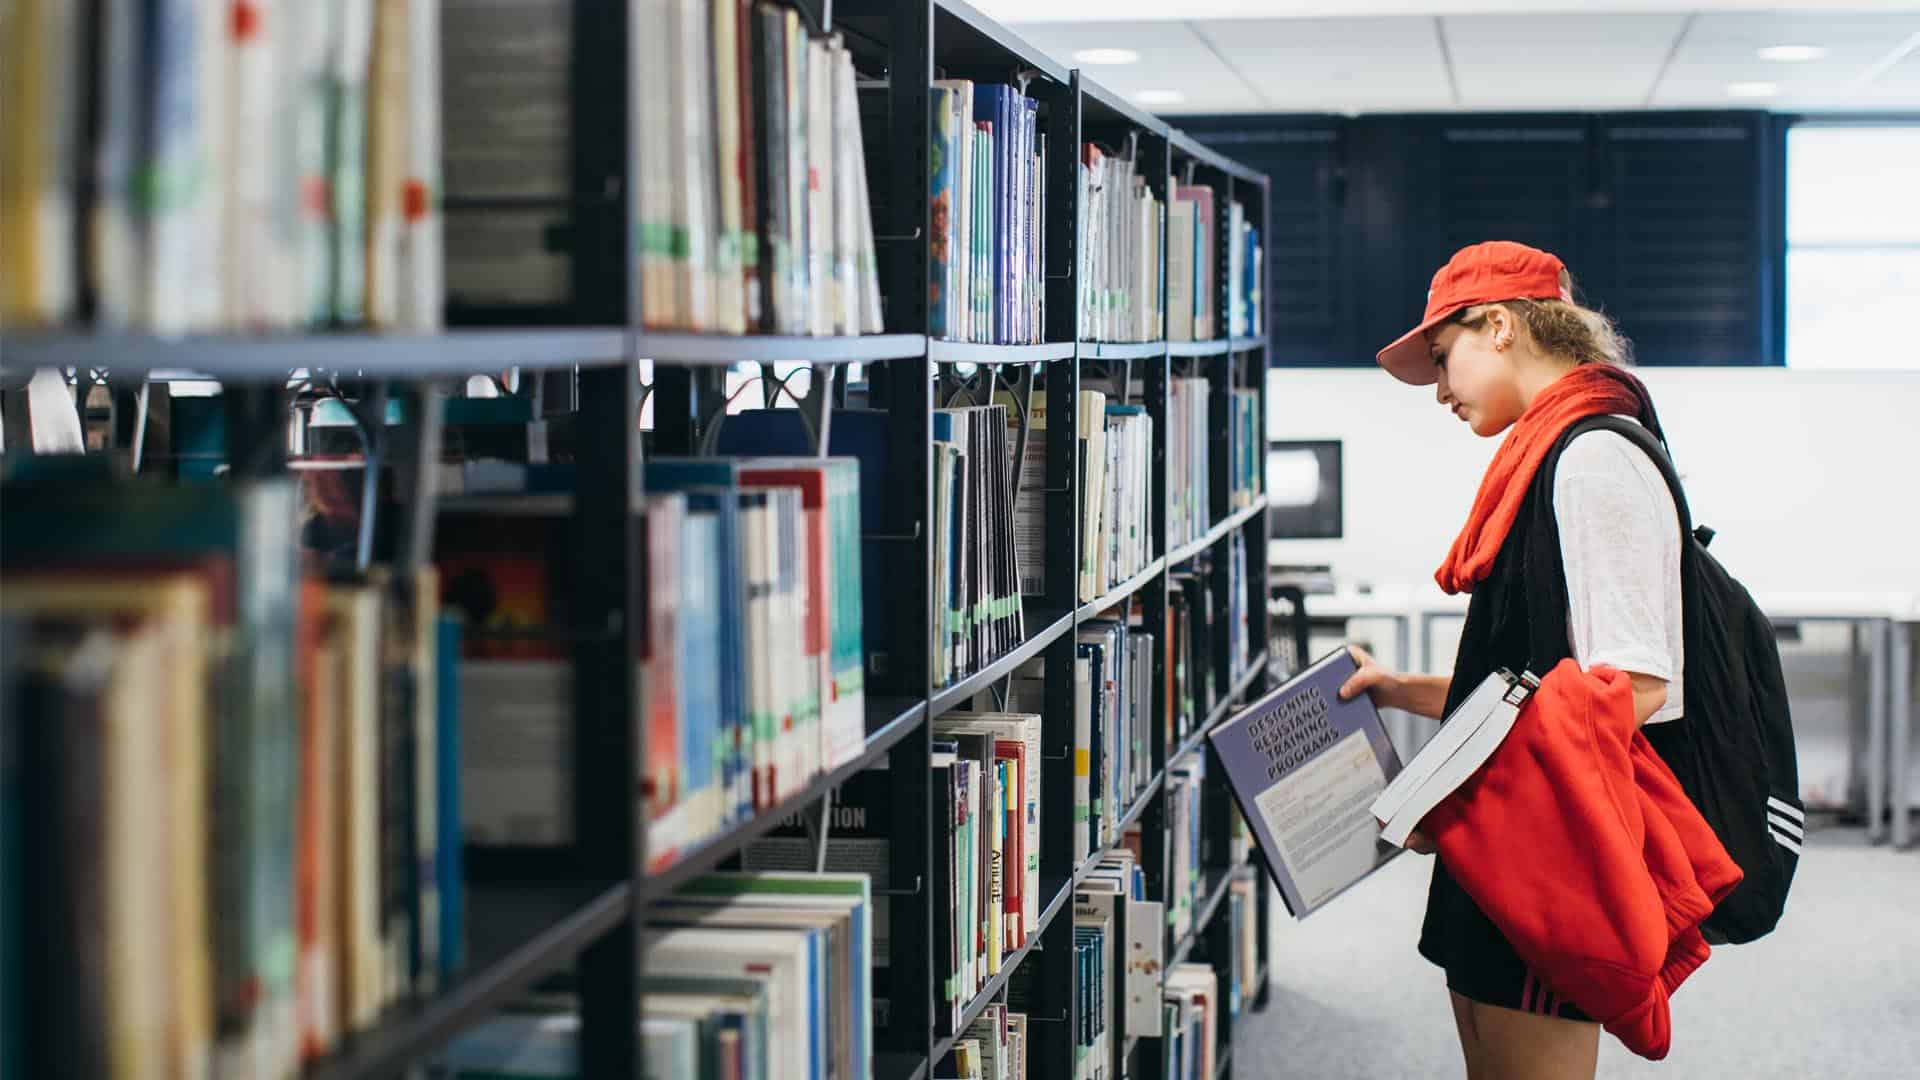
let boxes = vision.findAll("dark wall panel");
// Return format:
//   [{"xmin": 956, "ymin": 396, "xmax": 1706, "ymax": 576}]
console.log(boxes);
[{"xmin": 1178, "ymin": 109, "xmax": 1784, "ymax": 369}]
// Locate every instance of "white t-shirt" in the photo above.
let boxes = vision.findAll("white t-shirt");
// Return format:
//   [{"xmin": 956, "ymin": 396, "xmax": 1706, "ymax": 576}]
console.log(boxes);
[{"xmin": 1551, "ymin": 420, "xmax": 1685, "ymax": 725}]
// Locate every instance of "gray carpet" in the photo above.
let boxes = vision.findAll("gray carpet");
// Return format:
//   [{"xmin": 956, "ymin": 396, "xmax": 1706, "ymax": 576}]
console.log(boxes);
[{"xmin": 1237, "ymin": 825, "xmax": 1920, "ymax": 1078}]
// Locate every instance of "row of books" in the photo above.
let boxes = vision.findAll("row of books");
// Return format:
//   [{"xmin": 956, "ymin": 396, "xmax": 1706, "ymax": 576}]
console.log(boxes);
[
  {"xmin": 1078, "ymin": 144, "xmax": 1164, "ymax": 344},
  {"xmin": 1227, "ymin": 201, "xmax": 1264, "ymax": 340},
  {"xmin": 1167, "ymin": 539, "xmax": 1257, "ymax": 755},
  {"xmin": 1077, "ymin": 389, "xmax": 1154, "ymax": 602},
  {"xmin": 434, "ymin": 870, "xmax": 874, "ymax": 1080},
  {"xmin": 928, "ymin": 80, "xmax": 1047, "ymax": 344},
  {"xmin": 933, "ymin": 404, "xmax": 1028, "ymax": 689},
  {"xmin": 928, "ymin": 710, "xmax": 1041, "ymax": 1033},
  {"xmin": 1002, "ymin": 619, "xmax": 1153, "ymax": 868},
  {"xmin": 1, "ymin": 468, "xmax": 463, "ymax": 1075},
  {"xmin": 942, "ymin": 1002, "xmax": 1031, "ymax": 1080},
  {"xmin": 1163, "ymin": 963, "xmax": 1222, "ymax": 1080},
  {"xmin": 435, "ymin": 449, "xmax": 868, "ymax": 868},
  {"xmin": 1078, "ymin": 621, "xmax": 1156, "ymax": 860},
  {"xmin": 1074, "ymin": 846, "xmax": 1159, "ymax": 1080},
  {"xmin": 1228, "ymin": 388, "xmax": 1261, "ymax": 511},
  {"xmin": 1073, "ymin": 918, "xmax": 1113, "ymax": 1080},
  {"xmin": 637, "ymin": 0, "xmax": 883, "ymax": 335},
  {"xmin": 1166, "ymin": 754, "xmax": 1209, "ymax": 945},
  {"xmin": 1168, "ymin": 183, "xmax": 1218, "ymax": 342},
  {"xmin": 1, "ymin": 0, "xmax": 443, "ymax": 332},
  {"xmin": 1167, "ymin": 378, "xmax": 1212, "ymax": 550}
]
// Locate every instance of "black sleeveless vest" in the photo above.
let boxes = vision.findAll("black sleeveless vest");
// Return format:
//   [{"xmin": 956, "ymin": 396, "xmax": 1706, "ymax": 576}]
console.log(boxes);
[{"xmin": 1415, "ymin": 405, "xmax": 1665, "ymax": 974}]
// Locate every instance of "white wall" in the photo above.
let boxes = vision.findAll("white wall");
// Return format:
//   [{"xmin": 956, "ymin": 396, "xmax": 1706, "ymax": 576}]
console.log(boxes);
[
  {"xmin": 1266, "ymin": 364, "xmax": 1920, "ymax": 810},
  {"xmin": 1266, "ymin": 366, "xmax": 1920, "ymax": 597}
]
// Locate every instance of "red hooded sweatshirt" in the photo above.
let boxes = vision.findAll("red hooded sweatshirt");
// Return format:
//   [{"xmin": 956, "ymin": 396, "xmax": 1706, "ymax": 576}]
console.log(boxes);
[{"xmin": 1423, "ymin": 659, "xmax": 1743, "ymax": 1059}]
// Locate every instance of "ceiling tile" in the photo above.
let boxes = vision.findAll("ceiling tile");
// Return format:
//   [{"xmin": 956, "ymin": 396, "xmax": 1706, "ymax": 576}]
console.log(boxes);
[
  {"xmin": 1442, "ymin": 13, "xmax": 1687, "ymax": 110},
  {"xmin": 1007, "ymin": 20, "xmax": 1258, "ymax": 112},
  {"xmin": 1650, "ymin": 13, "xmax": 1920, "ymax": 108},
  {"xmin": 984, "ymin": 11, "xmax": 1920, "ymax": 115},
  {"xmin": 1202, "ymin": 16, "xmax": 1451, "ymax": 113}
]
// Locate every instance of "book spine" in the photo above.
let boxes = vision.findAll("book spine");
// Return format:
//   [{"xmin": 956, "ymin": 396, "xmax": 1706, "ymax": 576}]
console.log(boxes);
[
  {"xmin": 712, "ymin": 0, "xmax": 746, "ymax": 333},
  {"xmin": 328, "ymin": 0, "xmax": 373, "ymax": 325},
  {"xmin": 782, "ymin": 12, "xmax": 807, "ymax": 334},
  {"xmin": 928, "ymin": 86, "xmax": 954, "ymax": 339}
]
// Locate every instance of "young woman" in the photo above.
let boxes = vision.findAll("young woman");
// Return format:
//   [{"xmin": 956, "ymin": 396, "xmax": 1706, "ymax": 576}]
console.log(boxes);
[{"xmin": 1339, "ymin": 241, "xmax": 1684, "ymax": 1080}]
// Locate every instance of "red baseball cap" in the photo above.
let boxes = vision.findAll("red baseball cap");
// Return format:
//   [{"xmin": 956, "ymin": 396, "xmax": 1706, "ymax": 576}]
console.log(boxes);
[{"xmin": 1375, "ymin": 241, "xmax": 1573, "ymax": 386}]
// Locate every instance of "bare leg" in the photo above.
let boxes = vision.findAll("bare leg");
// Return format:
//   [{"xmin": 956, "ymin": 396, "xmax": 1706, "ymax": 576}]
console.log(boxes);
[
  {"xmin": 1468, "ymin": 998, "xmax": 1600, "ymax": 1080},
  {"xmin": 1449, "ymin": 991, "xmax": 1486, "ymax": 1080}
]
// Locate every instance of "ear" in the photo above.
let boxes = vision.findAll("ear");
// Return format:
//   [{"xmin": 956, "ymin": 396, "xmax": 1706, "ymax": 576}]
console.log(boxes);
[{"xmin": 1483, "ymin": 304, "xmax": 1517, "ymax": 350}]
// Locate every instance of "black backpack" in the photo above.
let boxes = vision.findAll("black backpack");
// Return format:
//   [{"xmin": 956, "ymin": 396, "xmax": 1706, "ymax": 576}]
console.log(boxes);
[{"xmin": 1548, "ymin": 415, "xmax": 1801, "ymax": 945}]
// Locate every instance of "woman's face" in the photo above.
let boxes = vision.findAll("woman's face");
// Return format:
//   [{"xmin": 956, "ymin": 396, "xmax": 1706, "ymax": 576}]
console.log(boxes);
[{"xmin": 1429, "ymin": 316, "xmax": 1525, "ymax": 437}]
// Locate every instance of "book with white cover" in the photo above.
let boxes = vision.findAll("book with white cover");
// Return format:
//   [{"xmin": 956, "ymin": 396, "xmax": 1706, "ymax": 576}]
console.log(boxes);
[
  {"xmin": 1369, "ymin": 668, "xmax": 1537, "ymax": 846},
  {"xmin": 806, "ymin": 38, "xmax": 834, "ymax": 335},
  {"xmin": 712, "ymin": 0, "xmax": 748, "ymax": 333},
  {"xmin": 398, "ymin": 0, "xmax": 444, "ymax": 332},
  {"xmin": 1167, "ymin": 199, "xmax": 1195, "ymax": 341}
]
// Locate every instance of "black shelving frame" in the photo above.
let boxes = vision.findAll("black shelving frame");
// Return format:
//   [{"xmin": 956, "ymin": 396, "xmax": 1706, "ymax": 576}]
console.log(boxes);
[{"xmin": 1, "ymin": 3, "xmax": 1281, "ymax": 1077}]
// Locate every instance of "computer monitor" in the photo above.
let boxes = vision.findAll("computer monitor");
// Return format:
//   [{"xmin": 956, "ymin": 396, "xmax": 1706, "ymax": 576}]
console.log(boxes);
[{"xmin": 1266, "ymin": 439, "xmax": 1342, "ymax": 539}]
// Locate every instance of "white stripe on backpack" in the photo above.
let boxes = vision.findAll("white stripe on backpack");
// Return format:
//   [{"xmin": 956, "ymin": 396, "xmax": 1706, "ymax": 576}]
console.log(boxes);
[
  {"xmin": 1767, "ymin": 796, "xmax": 1804, "ymax": 824},
  {"xmin": 1767, "ymin": 812, "xmax": 1804, "ymax": 840}
]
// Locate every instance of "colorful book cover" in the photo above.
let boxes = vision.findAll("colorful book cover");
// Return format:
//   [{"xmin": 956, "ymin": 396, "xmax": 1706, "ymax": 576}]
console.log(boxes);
[
  {"xmin": 676, "ymin": 507, "xmax": 725, "ymax": 850},
  {"xmin": 646, "ymin": 463, "xmax": 751, "ymax": 823},
  {"xmin": 929, "ymin": 84, "xmax": 955, "ymax": 338},
  {"xmin": 1207, "ymin": 648, "xmax": 1402, "ymax": 917},
  {"xmin": 640, "ymin": 493, "xmax": 687, "ymax": 865}
]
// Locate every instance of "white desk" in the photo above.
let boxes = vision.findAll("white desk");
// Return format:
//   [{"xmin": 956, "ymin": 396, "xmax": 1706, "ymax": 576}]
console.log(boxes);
[{"xmin": 1755, "ymin": 593, "xmax": 1914, "ymax": 849}]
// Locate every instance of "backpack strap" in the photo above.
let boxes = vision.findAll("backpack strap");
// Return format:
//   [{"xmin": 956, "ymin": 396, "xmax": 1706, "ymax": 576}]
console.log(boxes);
[
  {"xmin": 1550, "ymin": 414, "xmax": 1701, "ymax": 551},
  {"xmin": 1521, "ymin": 413, "xmax": 1703, "ymax": 677}
]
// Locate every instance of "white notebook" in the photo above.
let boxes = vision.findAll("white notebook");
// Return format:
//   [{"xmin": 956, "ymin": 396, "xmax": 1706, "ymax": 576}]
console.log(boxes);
[{"xmin": 1370, "ymin": 668, "xmax": 1539, "ymax": 847}]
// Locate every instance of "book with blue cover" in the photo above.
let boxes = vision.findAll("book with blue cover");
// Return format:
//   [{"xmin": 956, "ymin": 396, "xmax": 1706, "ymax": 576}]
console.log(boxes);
[
  {"xmin": 1206, "ymin": 648, "xmax": 1404, "ymax": 917},
  {"xmin": 973, "ymin": 85, "xmax": 1013, "ymax": 342},
  {"xmin": 929, "ymin": 84, "xmax": 956, "ymax": 339},
  {"xmin": 645, "ymin": 462, "xmax": 752, "ymax": 818}
]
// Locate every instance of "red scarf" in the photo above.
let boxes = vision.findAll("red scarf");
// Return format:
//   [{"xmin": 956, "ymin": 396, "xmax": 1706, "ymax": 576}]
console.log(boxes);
[{"xmin": 1436, "ymin": 364, "xmax": 1655, "ymax": 595}]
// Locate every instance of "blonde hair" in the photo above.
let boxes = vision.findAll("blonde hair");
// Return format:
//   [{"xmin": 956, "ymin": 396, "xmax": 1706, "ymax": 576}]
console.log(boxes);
[{"xmin": 1452, "ymin": 270, "xmax": 1634, "ymax": 368}]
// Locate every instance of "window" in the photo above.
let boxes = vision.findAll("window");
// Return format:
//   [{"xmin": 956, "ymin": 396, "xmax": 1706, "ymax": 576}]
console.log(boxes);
[{"xmin": 1787, "ymin": 124, "xmax": 1920, "ymax": 369}]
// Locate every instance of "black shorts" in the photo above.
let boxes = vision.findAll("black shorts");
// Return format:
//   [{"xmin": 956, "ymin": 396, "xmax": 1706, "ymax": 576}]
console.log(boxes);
[{"xmin": 1420, "ymin": 858, "xmax": 1595, "ymax": 1023}]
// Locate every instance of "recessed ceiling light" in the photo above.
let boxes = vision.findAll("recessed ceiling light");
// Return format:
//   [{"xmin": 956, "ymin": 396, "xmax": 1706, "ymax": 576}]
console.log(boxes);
[
  {"xmin": 1757, "ymin": 44, "xmax": 1827, "ymax": 63},
  {"xmin": 1134, "ymin": 89, "xmax": 1185, "ymax": 106},
  {"xmin": 1726, "ymin": 81, "xmax": 1780, "ymax": 99},
  {"xmin": 1073, "ymin": 48, "xmax": 1140, "ymax": 66}
]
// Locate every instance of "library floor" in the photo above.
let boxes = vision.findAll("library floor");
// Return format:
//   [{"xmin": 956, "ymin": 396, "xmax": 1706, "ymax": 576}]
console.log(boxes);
[{"xmin": 1243, "ymin": 823, "xmax": 1920, "ymax": 1078}]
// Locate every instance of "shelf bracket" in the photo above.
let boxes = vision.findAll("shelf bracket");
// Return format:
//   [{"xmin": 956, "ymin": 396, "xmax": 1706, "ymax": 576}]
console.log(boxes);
[
  {"xmin": 863, "ymin": 521, "xmax": 923, "ymax": 543},
  {"xmin": 339, "ymin": 380, "xmax": 392, "ymax": 573},
  {"xmin": 872, "ymin": 875, "xmax": 925, "ymax": 898},
  {"xmin": 800, "ymin": 789, "xmax": 835, "ymax": 873}
]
